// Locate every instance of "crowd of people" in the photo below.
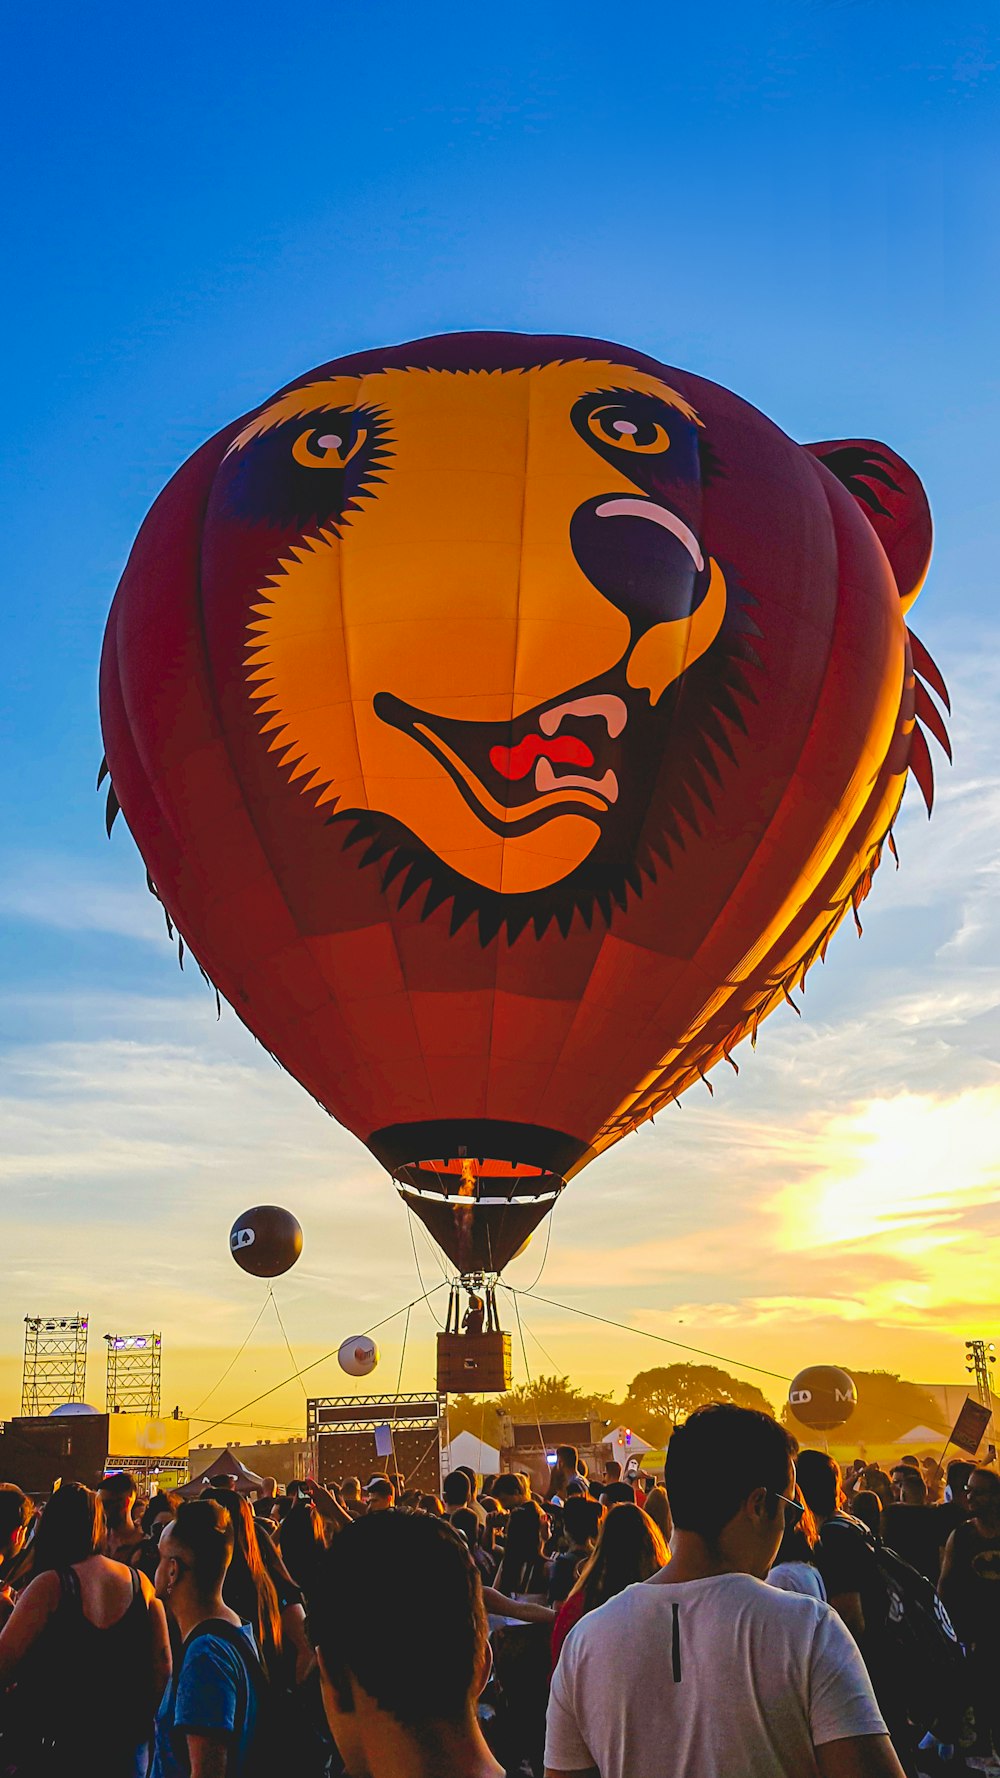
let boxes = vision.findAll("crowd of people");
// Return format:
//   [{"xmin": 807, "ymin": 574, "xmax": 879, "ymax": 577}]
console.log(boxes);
[{"xmin": 0, "ymin": 1406, "xmax": 997, "ymax": 1777}]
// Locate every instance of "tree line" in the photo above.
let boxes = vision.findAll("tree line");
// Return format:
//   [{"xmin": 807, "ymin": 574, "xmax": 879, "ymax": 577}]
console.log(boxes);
[{"xmin": 448, "ymin": 1364, "xmax": 951, "ymax": 1449}]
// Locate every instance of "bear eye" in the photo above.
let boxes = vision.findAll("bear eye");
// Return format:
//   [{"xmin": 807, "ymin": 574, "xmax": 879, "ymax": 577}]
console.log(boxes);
[
  {"xmin": 587, "ymin": 404, "xmax": 670, "ymax": 455},
  {"xmin": 292, "ymin": 424, "xmax": 369, "ymax": 468}
]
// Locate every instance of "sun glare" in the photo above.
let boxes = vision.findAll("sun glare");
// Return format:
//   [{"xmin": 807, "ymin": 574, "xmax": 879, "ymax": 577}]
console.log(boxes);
[{"xmin": 777, "ymin": 1086, "xmax": 1000, "ymax": 1252}]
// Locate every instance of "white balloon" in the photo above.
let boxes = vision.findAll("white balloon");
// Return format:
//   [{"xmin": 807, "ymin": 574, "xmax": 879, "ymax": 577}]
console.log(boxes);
[{"xmin": 338, "ymin": 1335, "xmax": 379, "ymax": 1377}]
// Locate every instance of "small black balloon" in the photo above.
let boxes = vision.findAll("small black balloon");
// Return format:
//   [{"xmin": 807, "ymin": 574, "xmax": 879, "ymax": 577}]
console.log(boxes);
[
  {"xmin": 788, "ymin": 1365, "xmax": 857, "ymax": 1432},
  {"xmin": 229, "ymin": 1205, "xmax": 303, "ymax": 1278}
]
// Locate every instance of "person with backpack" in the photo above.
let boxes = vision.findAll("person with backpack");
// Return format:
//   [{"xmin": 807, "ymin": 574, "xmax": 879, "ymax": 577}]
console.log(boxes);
[
  {"xmin": 797, "ymin": 1450, "xmax": 965, "ymax": 1776},
  {"xmin": 153, "ymin": 1498, "xmax": 264, "ymax": 1778}
]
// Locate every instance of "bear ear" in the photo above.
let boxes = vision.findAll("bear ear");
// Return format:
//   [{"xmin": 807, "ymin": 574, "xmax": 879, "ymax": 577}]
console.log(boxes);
[{"xmin": 804, "ymin": 439, "xmax": 932, "ymax": 614}]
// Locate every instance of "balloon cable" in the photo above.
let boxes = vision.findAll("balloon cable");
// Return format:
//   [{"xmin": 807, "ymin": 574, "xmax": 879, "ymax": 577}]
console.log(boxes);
[
  {"xmin": 506, "ymin": 1294, "xmax": 561, "ymax": 1377},
  {"xmin": 518, "ymin": 1213, "xmax": 554, "ymax": 1295},
  {"xmin": 269, "ymin": 1286, "xmax": 307, "ymax": 1400},
  {"xmin": 511, "ymin": 1288, "xmax": 548, "ymax": 1462},
  {"xmin": 385, "ymin": 1304, "xmax": 412, "ymax": 1477},
  {"xmin": 187, "ymin": 1293, "xmax": 273, "ymax": 1418},
  {"xmin": 162, "ymin": 1281, "xmax": 449, "ymax": 1459},
  {"xmin": 506, "ymin": 1287, "xmax": 791, "ymax": 1384},
  {"xmin": 406, "ymin": 1212, "xmax": 446, "ymax": 1327}
]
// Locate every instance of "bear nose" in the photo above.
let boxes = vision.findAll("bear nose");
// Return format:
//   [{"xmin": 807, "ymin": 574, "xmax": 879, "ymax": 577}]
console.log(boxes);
[{"xmin": 570, "ymin": 495, "xmax": 708, "ymax": 635}]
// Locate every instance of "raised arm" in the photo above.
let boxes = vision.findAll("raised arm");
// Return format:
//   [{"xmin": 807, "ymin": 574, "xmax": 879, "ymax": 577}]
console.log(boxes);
[{"xmin": 306, "ymin": 1482, "xmax": 353, "ymax": 1532}]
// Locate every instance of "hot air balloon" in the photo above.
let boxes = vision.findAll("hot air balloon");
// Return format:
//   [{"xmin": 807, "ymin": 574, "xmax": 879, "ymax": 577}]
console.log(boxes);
[
  {"xmin": 230, "ymin": 1205, "xmax": 303, "ymax": 1278},
  {"xmin": 100, "ymin": 332, "xmax": 948, "ymax": 1311},
  {"xmin": 338, "ymin": 1336, "xmax": 379, "ymax": 1378},
  {"xmin": 788, "ymin": 1366, "xmax": 858, "ymax": 1432}
]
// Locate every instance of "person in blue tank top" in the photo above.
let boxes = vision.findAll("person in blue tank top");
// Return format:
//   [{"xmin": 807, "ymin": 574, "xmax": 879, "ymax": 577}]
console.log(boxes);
[{"xmin": 153, "ymin": 1499, "xmax": 261, "ymax": 1778}]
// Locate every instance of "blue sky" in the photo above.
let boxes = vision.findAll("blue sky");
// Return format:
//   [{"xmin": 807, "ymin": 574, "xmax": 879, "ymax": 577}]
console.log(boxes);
[{"xmin": 1, "ymin": 3, "xmax": 998, "ymax": 1434}]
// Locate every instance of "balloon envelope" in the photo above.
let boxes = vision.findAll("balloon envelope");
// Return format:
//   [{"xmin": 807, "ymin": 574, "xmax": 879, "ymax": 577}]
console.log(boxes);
[
  {"xmin": 338, "ymin": 1336, "xmax": 379, "ymax": 1377},
  {"xmin": 100, "ymin": 333, "xmax": 947, "ymax": 1274},
  {"xmin": 788, "ymin": 1365, "xmax": 858, "ymax": 1431},
  {"xmin": 230, "ymin": 1205, "xmax": 303, "ymax": 1278}
]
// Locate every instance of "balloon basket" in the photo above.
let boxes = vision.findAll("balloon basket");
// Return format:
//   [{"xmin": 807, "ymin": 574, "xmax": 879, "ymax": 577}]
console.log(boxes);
[
  {"xmin": 435, "ymin": 1277, "xmax": 512, "ymax": 1393},
  {"xmin": 436, "ymin": 1329, "xmax": 512, "ymax": 1394}
]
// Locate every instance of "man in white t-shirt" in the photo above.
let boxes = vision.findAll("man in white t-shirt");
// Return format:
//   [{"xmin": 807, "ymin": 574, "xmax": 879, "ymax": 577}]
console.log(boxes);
[{"xmin": 544, "ymin": 1404, "xmax": 905, "ymax": 1778}]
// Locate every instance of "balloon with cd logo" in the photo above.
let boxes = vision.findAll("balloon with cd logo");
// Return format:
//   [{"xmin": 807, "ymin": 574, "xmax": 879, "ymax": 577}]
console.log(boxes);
[
  {"xmin": 338, "ymin": 1335, "xmax": 379, "ymax": 1377},
  {"xmin": 229, "ymin": 1205, "xmax": 303, "ymax": 1278},
  {"xmin": 788, "ymin": 1365, "xmax": 857, "ymax": 1431},
  {"xmin": 101, "ymin": 331, "xmax": 949, "ymax": 1280}
]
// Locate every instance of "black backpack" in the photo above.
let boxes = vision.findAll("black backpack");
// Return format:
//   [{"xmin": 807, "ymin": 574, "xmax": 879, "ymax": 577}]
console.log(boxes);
[
  {"xmin": 179, "ymin": 1619, "xmax": 276, "ymax": 1777},
  {"xmin": 823, "ymin": 1517, "xmax": 968, "ymax": 1742}
]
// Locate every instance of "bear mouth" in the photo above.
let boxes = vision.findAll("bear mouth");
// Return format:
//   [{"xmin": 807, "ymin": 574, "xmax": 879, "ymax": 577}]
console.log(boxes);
[{"xmin": 373, "ymin": 677, "xmax": 632, "ymax": 839}]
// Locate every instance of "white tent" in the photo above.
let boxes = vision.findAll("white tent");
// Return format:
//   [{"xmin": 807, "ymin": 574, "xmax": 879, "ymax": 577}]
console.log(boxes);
[
  {"xmin": 602, "ymin": 1426, "xmax": 653, "ymax": 1456},
  {"xmin": 445, "ymin": 1430, "xmax": 501, "ymax": 1476},
  {"xmin": 894, "ymin": 1426, "xmax": 947, "ymax": 1450}
]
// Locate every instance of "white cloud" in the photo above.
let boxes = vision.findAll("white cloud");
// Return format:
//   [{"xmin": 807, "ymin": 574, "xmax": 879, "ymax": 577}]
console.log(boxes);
[{"xmin": 0, "ymin": 851, "xmax": 166, "ymax": 945}]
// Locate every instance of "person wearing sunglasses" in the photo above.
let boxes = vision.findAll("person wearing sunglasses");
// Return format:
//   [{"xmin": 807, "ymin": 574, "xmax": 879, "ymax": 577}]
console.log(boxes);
[{"xmin": 545, "ymin": 1404, "xmax": 904, "ymax": 1778}]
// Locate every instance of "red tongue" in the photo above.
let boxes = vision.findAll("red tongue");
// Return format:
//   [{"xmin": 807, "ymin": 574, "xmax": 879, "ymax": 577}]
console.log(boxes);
[{"xmin": 489, "ymin": 733, "xmax": 595, "ymax": 782}]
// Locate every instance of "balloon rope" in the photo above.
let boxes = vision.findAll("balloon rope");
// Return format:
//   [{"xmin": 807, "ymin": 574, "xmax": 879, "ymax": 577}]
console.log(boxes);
[
  {"xmin": 511, "ymin": 1288, "xmax": 548, "ymax": 1464},
  {"xmin": 406, "ymin": 1211, "xmax": 446, "ymax": 1327},
  {"xmin": 269, "ymin": 1286, "xmax": 307, "ymax": 1400},
  {"xmin": 508, "ymin": 1296, "xmax": 561, "ymax": 1377},
  {"xmin": 506, "ymin": 1287, "xmax": 791, "ymax": 1384},
  {"xmin": 188, "ymin": 1293, "xmax": 273, "ymax": 1418},
  {"xmin": 385, "ymin": 1304, "xmax": 413, "ymax": 1477},
  {"xmin": 162, "ymin": 1281, "xmax": 449, "ymax": 1459},
  {"xmin": 519, "ymin": 1209, "xmax": 554, "ymax": 1295}
]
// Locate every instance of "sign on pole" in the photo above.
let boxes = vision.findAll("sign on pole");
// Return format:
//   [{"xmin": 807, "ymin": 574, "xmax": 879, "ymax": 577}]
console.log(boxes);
[{"xmin": 949, "ymin": 1396, "xmax": 991, "ymax": 1456}]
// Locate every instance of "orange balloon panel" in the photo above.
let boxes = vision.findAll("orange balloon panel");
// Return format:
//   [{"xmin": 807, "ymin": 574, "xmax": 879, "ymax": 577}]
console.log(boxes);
[{"xmin": 99, "ymin": 334, "xmax": 948, "ymax": 1267}]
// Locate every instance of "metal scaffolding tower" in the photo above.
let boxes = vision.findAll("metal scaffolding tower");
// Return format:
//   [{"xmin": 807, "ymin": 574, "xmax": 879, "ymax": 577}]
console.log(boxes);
[
  {"xmin": 21, "ymin": 1314, "xmax": 90, "ymax": 1416},
  {"xmin": 104, "ymin": 1333, "xmax": 162, "ymax": 1416},
  {"xmin": 965, "ymin": 1337, "xmax": 997, "ymax": 1448}
]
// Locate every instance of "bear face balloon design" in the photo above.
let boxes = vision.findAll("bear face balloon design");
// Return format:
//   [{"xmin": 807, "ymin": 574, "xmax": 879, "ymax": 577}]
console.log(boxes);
[{"xmin": 101, "ymin": 334, "xmax": 948, "ymax": 1273}]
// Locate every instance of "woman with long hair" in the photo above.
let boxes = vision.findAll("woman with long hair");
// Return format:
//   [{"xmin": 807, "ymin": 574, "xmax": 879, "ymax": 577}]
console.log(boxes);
[
  {"xmin": 849, "ymin": 1489, "xmax": 884, "ymax": 1542},
  {"xmin": 767, "ymin": 1486, "xmax": 826, "ymax": 1600},
  {"xmin": 204, "ymin": 1489, "xmax": 283, "ymax": 1670},
  {"xmin": 496, "ymin": 1500, "xmax": 550, "ymax": 1603},
  {"xmin": 0, "ymin": 1481, "xmax": 170, "ymax": 1776},
  {"xmin": 642, "ymin": 1485, "xmax": 672, "ymax": 1544},
  {"xmin": 275, "ymin": 1496, "xmax": 331, "ymax": 1608},
  {"xmin": 552, "ymin": 1502, "xmax": 669, "ymax": 1667},
  {"xmin": 489, "ymin": 1502, "xmax": 555, "ymax": 1778}
]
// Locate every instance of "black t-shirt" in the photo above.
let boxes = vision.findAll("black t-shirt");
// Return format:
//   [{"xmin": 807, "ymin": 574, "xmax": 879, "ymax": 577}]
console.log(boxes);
[
  {"xmin": 943, "ymin": 1519, "xmax": 1000, "ymax": 1645},
  {"xmin": 548, "ymin": 1549, "xmax": 585, "ymax": 1606},
  {"xmin": 933, "ymin": 1500, "xmax": 969, "ymax": 1544},
  {"xmin": 816, "ymin": 1514, "xmax": 887, "ymax": 1644},
  {"xmin": 881, "ymin": 1505, "xmax": 948, "ymax": 1584},
  {"xmin": 816, "ymin": 1514, "xmax": 875, "ymax": 1595}
]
